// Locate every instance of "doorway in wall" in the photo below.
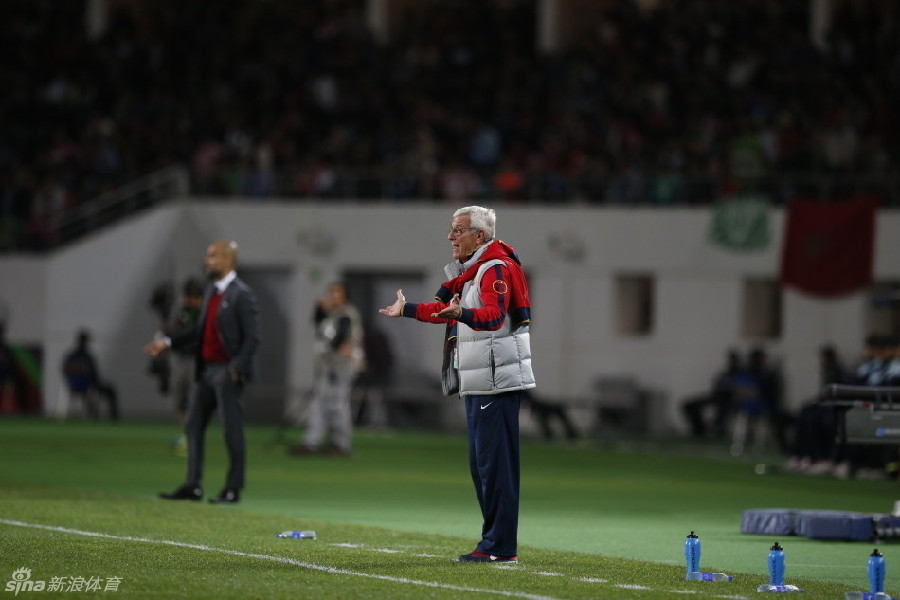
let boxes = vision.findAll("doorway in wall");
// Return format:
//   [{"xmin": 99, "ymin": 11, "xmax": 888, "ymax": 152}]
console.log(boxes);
[{"xmin": 342, "ymin": 270, "xmax": 446, "ymax": 428}]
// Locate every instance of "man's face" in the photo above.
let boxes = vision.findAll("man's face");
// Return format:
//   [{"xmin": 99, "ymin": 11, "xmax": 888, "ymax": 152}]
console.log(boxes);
[
  {"xmin": 205, "ymin": 243, "xmax": 233, "ymax": 280},
  {"xmin": 329, "ymin": 284, "xmax": 347, "ymax": 307},
  {"xmin": 448, "ymin": 215, "xmax": 481, "ymax": 261}
]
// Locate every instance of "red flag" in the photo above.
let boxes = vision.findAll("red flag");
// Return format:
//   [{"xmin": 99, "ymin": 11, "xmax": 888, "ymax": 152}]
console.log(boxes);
[{"xmin": 780, "ymin": 196, "xmax": 876, "ymax": 297}]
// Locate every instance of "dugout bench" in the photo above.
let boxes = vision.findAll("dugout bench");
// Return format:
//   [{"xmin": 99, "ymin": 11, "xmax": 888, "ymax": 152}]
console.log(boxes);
[{"xmin": 821, "ymin": 383, "xmax": 900, "ymax": 446}]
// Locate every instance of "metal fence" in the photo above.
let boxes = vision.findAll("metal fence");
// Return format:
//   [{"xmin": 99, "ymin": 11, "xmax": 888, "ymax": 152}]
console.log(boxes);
[{"xmin": 4, "ymin": 165, "xmax": 898, "ymax": 253}]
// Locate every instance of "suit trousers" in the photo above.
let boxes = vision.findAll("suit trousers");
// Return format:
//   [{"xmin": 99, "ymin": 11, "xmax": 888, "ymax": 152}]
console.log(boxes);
[
  {"xmin": 185, "ymin": 363, "xmax": 246, "ymax": 491},
  {"xmin": 465, "ymin": 390, "xmax": 522, "ymax": 557}
]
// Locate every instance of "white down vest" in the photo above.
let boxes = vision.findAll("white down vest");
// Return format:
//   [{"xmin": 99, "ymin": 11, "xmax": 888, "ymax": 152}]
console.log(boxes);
[{"xmin": 448, "ymin": 248, "xmax": 536, "ymax": 396}]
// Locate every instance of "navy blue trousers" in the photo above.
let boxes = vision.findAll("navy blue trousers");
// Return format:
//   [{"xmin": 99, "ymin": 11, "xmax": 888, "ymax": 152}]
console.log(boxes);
[{"xmin": 465, "ymin": 390, "xmax": 522, "ymax": 557}]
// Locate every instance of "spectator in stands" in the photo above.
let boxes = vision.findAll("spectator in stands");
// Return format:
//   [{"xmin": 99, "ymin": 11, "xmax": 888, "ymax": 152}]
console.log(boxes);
[
  {"xmin": 60, "ymin": 329, "xmax": 119, "ymax": 421},
  {"xmin": 783, "ymin": 345, "xmax": 850, "ymax": 475},
  {"xmin": 1, "ymin": 0, "xmax": 899, "ymax": 252},
  {"xmin": 854, "ymin": 334, "xmax": 891, "ymax": 386},
  {"xmin": 747, "ymin": 346, "xmax": 790, "ymax": 454},
  {"xmin": 681, "ymin": 349, "xmax": 743, "ymax": 440}
]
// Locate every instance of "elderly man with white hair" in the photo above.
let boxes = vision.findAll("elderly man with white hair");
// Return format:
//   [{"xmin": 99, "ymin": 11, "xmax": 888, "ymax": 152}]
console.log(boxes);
[{"xmin": 380, "ymin": 205, "xmax": 535, "ymax": 563}]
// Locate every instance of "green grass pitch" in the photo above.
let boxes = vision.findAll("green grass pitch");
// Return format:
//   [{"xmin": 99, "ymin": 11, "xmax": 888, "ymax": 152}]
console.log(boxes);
[{"xmin": 1, "ymin": 417, "xmax": 897, "ymax": 599}]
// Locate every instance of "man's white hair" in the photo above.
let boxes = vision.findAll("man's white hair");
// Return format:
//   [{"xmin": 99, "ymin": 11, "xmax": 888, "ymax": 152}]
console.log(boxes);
[{"xmin": 454, "ymin": 206, "xmax": 496, "ymax": 240}]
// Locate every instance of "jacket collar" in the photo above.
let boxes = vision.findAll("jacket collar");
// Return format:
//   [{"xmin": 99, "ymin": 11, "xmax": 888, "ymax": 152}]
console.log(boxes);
[
  {"xmin": 444, "ymin": 241, "xmax": 494, "ymax": 280},
  {"xmin": 213, "ymin": 270, "xmax": 237, "ymax": 294}
]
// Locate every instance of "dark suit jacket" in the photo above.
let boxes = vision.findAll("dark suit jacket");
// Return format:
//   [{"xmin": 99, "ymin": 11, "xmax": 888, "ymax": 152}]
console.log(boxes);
[{"xmin": 170, "ymin": 275, "xmax": 261, "ymax": 382}]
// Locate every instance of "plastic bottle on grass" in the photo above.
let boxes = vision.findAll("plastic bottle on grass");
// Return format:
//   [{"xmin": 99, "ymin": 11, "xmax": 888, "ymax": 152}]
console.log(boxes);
[
  {"xmin": 844, "ymin": 549, "xmax": 893, "ymax": 600},
  {"xmin": 757, "ymin": 541, "xmax": 803, "ymax": 593},
  {"xmin": 700, "ymin": 572, "xmax": 734, "ymax": 582},
  {"xmin": 869, "ymin": 549, "xmax": 885, "ymax": 595},
  {"xmin": 768, "ymin": 541, "xmax": 785, "ymax": 586},
  {"xmin": 275, "ymin": 530, "xmax": 317, "ymax": 539},
  {"xmin": 684, "ymin": 531, "xmax": 701, "ymax": 580}
]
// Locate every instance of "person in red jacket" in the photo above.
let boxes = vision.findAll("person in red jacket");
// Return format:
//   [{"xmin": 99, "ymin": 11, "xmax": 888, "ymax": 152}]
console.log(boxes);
[{"xmin": 380, "ymin": 206, "xmax": 535, "ymax": 563}]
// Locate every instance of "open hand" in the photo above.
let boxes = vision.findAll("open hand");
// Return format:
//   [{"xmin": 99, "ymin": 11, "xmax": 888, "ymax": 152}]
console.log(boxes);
[
  {"xmin": 142, "ymin": 339, "xmax": 168, "ymax": 357},
  {"xmin": 432, "ymin": 293, "xmax": 461, "ymax": 320},
  {"xmin": 378, "ymin": 289, "xmax": 406, "ymax": 317}
]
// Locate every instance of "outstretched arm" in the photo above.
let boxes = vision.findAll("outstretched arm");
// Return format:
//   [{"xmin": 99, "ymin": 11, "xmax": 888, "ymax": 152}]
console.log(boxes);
[{"xmin": 379, "ymin": 288, "xmax": 457, "ymax": 325}]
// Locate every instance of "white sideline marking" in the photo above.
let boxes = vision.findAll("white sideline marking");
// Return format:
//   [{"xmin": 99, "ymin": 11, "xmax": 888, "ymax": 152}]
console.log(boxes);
[
  {"xmin": 326, "ymin": 540, "xmax": 747, "ymax": 598},
  {"xmin": 0, "ymin": 519, "xmax": 560, "ymax": 600}
]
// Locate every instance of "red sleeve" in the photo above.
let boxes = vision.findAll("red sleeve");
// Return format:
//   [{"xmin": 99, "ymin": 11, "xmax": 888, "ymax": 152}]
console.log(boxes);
[
  {"xmin": 457, "ymin": 263, "xmax": 510, "ymax": 331},
  {"xmin": 402, "ymin": 300, "xmax": 453, "ymax": 324}
]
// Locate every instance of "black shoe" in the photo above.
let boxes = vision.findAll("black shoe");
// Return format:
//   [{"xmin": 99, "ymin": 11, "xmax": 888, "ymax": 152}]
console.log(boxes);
[
  {"xmin": 208, "ymin": 489, "xmax": 240, "ymax": 504},
  {"xmin": 159, "ymin": 485, "xmax": 202, "ymax": 501}
]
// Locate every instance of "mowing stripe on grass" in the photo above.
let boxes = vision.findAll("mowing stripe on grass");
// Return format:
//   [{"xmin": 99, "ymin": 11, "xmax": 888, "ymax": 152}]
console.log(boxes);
[{"xmin": 0, "ymin": 519, "xmax": 559, "ymax": 600}]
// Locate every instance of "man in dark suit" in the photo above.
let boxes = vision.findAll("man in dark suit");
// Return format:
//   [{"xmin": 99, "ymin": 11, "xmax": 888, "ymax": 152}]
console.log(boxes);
[{"xmin": 144, "ymin": 240, "xmax": 260, "ymax": 504}]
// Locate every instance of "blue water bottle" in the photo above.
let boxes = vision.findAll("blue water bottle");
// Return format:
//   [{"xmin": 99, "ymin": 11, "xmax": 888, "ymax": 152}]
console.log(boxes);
[
  {"xmin": 768, "ymin": 541, "xmax": 785, "ymax": 587},
  {"xmin": 868, "ymin": 548, "xmax": 885, "ymax": 595},
  {"xmin": 685, "ymin": 531, "xmax": 701, "ymax": 580}
]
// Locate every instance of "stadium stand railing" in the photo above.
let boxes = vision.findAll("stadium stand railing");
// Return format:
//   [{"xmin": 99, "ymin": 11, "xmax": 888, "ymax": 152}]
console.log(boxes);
[{"xmin": 54, "ymin": 165, "xmax": 190, "ymax": 247}]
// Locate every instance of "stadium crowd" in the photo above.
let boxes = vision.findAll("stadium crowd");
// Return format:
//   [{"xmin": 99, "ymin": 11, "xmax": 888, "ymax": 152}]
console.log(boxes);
[{"xmin": 1, "ymin": 0, "xmax": 898, "ymax": 250}]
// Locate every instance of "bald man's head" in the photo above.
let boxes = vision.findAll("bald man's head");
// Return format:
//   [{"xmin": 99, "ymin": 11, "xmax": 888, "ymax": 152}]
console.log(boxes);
[{"xmin": 205, "ymin": 240, "xmax": 238, "ymax": 280}]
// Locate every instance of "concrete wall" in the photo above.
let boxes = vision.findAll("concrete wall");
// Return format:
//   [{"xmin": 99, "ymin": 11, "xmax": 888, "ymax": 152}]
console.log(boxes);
[
  {"xmin": 0, "ymin": 255, "xmax": 46, "ymax": 344},
  {"xmin": 2, "ymin": 200, "xmax": 897, "ymax": 433}
]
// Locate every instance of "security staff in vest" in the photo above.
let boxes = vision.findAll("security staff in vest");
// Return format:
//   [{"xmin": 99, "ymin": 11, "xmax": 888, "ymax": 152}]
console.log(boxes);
[
  {"xmin": 379, "ymin": 206, "xmax": 535, "ymax": 564},
  {"xmin": 143, "ymin": 240, "xmax": 260, "ymax": 504},
  {"xmin": 289, "ymin": 281, "xmax": 364, "ymax": 457}
]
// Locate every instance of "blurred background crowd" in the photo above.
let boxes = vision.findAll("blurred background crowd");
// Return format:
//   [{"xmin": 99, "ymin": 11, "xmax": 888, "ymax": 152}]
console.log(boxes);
[{"xmin": 1, "ymin": 0, "xmax": 898, "ymax": 251}]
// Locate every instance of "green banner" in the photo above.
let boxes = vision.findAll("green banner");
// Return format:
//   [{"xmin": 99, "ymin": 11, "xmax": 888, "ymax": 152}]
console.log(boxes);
[{"xmin": 709, "ymin": 196, "xmax": 771, "ymax": 251}]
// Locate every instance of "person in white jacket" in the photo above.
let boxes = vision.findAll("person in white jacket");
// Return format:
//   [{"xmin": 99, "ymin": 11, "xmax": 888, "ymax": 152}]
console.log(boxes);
[{"xmin": 380, "ymin": 205, "xmax": 535, "ymax": 564}]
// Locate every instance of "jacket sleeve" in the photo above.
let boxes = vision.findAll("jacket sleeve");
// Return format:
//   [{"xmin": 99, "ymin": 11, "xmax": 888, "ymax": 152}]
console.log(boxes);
[
  {"xmin": 402, "ymin": 264, "xmax": 511, "ymax": 331},
  {"xmin": 169, "ymin": 290, "xmax": 210, "ymax": 351},
  {"xmin": 231, "ymin": 287, "xmax": 261, "ymax": 378},
  {"xmin": 331, "ymin": 315, "xmax": 352, "ymax": 349},
  {"xmin": 169, "ymin": 319, "xmax": 202, "ymax": 351},
  {"xmin": 457, "ymin": 263, "xmax": 510, "ymax": 331},
  {"xmin": 401, "ymin": 301, "xmax": 454, "ymax": 324}
]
